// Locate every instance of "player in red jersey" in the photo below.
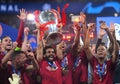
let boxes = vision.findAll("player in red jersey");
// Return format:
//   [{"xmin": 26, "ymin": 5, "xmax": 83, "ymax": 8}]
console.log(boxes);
[
  {"xmin": 72, "ymin": 21, "xmax": 88, "ymax": 84},
  {"xmin": 56, "ymin": 23, "xmax": 73, "ymax": 84},
  {"xmin": 0, "ymin": 42, "xmax": 39, "ymax": 84},
  {"xmin": 36, "ymin": 23, "xmax": 63, "ymax": 84},
  {"xmin": 84, "ymin": 21, "xmax": 119, "ymax": 84},
  {"xmin": 57, "ymin": 41, "xmax": 73, "ymax": 84}
]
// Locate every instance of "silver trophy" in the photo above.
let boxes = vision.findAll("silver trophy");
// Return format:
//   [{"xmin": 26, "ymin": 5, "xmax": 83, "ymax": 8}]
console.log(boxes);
[
  {"xmin": 39, "ymin": 10, "xmax": 59, "ymax": 33},
  {"xmin": 35, "ymin": 9, "xmax": 62, "ymax": 46}
]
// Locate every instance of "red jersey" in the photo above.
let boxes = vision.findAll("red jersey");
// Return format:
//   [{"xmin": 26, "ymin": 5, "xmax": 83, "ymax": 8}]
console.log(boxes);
[
  {"xmin": 39, "ymin": 59, "xmax": 63, "ymax": 84},
  {"xmin": 91, "ymin": 56, "xmax": 116, "ymax": 84},
  {"xmin": 61, "ymin": 53, "xmax": 74, "ymax": 84},
  {"xmin": 72, "ymin": 50, "xmax": 88, "ymax": 84}
]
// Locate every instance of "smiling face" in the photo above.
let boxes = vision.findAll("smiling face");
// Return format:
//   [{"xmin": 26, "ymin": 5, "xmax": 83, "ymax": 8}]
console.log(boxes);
[
  {"xmin": 96, "ymin": 45, "xmax": 108, "ymax": 59},
  {"xmin": 44, "ymin": 47, "xmax": 56, "ymax": 62},
  {"xmin": 1, "ymin": 36, "xmax": 12, "ymax": 51}
]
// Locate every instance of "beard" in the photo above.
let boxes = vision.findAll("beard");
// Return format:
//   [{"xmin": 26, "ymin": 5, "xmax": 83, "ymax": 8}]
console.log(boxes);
[{"xmin": 45, "ymin": 55, "xmax": 55, "ymax": 62}]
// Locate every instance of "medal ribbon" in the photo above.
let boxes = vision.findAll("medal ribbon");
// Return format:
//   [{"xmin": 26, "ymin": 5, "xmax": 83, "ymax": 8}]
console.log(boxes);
[
  {"xmin": 97, "ymin": 62, "xmax": 106, "ymax": 79},
  {"xmin": 12, "ymin": 65, "xmax": 21, "ymax": 76},
  {"xmin": 61, "ymin": 56, "xmax": 68, "ymax": 68},
  {"xmin": 73, "ymin": 56, "xmax": 81, "ymax": 69},
  {"xmin": 48, "ymin": 61, "xmax": 57, "ymax": 69}
]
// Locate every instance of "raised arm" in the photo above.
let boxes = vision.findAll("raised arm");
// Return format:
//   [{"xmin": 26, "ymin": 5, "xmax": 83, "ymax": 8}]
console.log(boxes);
[
  {"xmin": 36, "ymin": 23, "xmax": 43, "ymax": 61},
  {"xmin": 72, "ymin": 23, "xmax": 81, "ymax": 57},
  {"xmin": 100, "ymin": 22, "xmax": 114, "ymax": 45},
  {"xmin": 71, "ymin": 12, "xmax": 86, "ymax": 56},
  {"xmin": 16, "ymin": 9, "xmax": 27, "ymax": 47},
  {"xmin": 21, "ymin": 27, "xmax": 29, "ymax": 52},
  {"xmin": 108, "ymin": 23, "xmax": 119, "ymax": 56},
  {"xmin": 57, "ymin": 23, "xmax": 63, "ymax": 34},
  {"xmin": 111, "ymin": 33, "xmax": 119, "ymax": 63},
  {"xmin": 84, "ymin": 23, "xmax": 95, "ymax": 60},
  {"xmin": 56, "ymin": 41, "xmax": 64, "ymax": 60},
  {"xmin": 100, "ymin": 21, "xmax": 119, "ymax": 63},
  {"xmin": 95, "ymin": 27, "xmax": 106, "ymax": 53}
]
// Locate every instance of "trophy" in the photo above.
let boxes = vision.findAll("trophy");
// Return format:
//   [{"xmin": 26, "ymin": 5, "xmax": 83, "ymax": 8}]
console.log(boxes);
[{"xmin": 34, "ymin": 4, "xmax": 69, "ymax": 46}]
